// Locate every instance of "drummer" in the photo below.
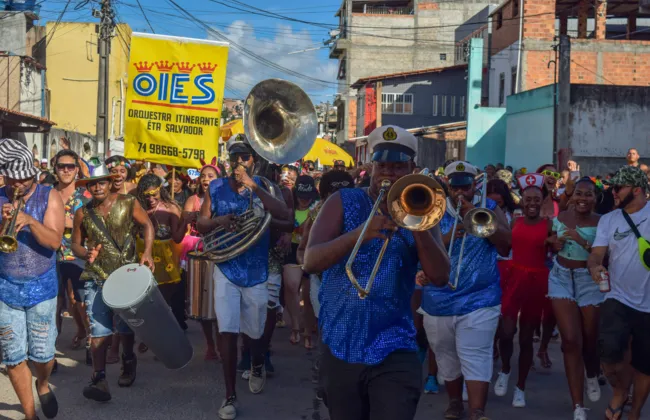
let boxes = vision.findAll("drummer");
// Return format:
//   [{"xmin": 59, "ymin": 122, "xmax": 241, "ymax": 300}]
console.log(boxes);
[
  {"xmin": 197, "ymin": 136, "xmax": 290, "ymax": 420},
  {"xmin": 71, "ymin": 165, "xmax": 155, "ymax": 402}
]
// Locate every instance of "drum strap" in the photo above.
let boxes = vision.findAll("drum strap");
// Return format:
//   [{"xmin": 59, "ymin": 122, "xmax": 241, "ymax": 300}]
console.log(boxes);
[{"xmin": 87, "ymin": 204, "xmax": 123, "ymax": 253}]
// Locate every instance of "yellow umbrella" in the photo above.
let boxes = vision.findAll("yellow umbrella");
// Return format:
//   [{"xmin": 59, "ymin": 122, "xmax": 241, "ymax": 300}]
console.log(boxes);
[
  {"xmin": 220, "ymin": 119, "xmax": 244, "ymax": 141},
  {"xmin": 303, "ymin": 138, "xmax": 354, "ymax": 167}
]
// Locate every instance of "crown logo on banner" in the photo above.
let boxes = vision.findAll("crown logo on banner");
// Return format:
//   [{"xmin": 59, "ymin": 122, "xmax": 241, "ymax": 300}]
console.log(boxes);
[
  {"xmin": 176, "ymin": 62, "xmax": 196, "ymax": 73},
  {"xmin": 154, "ymin": 60, "xmax": 175, "ymax": 72},
  {"xmin": 133, "ymin": 61, "xmax": 154, "ymax": 72},
  {"xmin": 198, "ymin": 62, "xmax": 218, "ymax": 73}
]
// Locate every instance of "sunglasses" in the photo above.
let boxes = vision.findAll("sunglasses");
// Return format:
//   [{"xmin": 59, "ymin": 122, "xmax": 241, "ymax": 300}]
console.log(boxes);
[
  {"xmin": 541, "ymin": 170, "xmax": 561, "ymax": 179},
  {"xmin": 56, "ymin": 163, "xmax": 77, "ymax": 171},
  {"xmin": 229, "ymin": 154, "xmax": 251, "ymax": 163},
  {"xmin": 612, "ymin": 185, "xmax": 631, "ymax": 193},
  {"xmin": 450, "ymin": 184, "xmax": 473, "ymax": 192}
]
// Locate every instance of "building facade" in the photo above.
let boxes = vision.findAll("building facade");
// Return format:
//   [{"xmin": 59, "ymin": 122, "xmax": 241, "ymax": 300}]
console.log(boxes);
[{"xmin": 329, "ymin": 0, "xmax": 495, "ymax": 147}]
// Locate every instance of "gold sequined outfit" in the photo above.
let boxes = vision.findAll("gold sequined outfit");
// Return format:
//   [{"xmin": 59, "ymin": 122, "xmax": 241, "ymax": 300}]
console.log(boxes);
[{"xmin": 80, "ymin": 195, "xmax": 137, "ymax": 284}]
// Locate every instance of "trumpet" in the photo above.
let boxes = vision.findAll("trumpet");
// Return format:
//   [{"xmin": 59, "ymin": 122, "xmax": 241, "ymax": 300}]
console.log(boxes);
[
  {"xmin": 448, "ymin": 172, "xmax": 498, "ymax": 290},
  {"xmin": 0, "ymin": 189, "xmax": 24, "ymax": 253},
  {"xmin": 345, "ymin": 169, "xmax": 447, "ymax": 299}
]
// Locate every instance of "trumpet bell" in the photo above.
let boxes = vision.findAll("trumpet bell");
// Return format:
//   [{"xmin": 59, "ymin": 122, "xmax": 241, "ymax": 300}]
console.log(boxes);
[
  {"xmin": 0, "ymin": 236, "xmax": 17, "ymax": 253},
  {"xmin": 463, "ymin": 208, "xmax": 498, "ymax": 238},
  {"xmin": 243, "ymin": 79, "xmax": 318, "ymax": 165},
  {"xmin": 387, "ymin": 174, "xmax": 447, "ymax": 231}
]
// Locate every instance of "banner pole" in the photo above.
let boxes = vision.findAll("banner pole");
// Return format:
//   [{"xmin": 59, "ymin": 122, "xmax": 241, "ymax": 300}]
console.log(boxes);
[{"xmin": 171, "ymin": 167, "xmax": 176, "ymax": 201}]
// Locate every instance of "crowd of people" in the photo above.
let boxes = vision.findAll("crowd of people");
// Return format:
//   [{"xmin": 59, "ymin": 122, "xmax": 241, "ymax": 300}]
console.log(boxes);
[{"xmin": 0, "ymin": 130, "xmax": 648, "ymax": 420}]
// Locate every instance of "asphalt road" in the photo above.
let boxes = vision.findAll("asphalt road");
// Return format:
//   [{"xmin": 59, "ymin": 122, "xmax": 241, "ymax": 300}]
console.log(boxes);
[{"xmin": 0, "ymin": 318, "xmax": 647, "ymax": 420}]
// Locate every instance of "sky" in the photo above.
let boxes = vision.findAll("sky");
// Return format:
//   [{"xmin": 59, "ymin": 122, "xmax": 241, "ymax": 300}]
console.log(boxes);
[{"xmin": 38, "ymin": 0, "xmax": 342, "ymax": 103}]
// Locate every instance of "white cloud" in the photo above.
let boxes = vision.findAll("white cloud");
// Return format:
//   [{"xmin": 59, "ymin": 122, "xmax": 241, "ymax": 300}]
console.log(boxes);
[{"xmin": 207, "ymin": 20, "xmax": 338, "ymax": 100}]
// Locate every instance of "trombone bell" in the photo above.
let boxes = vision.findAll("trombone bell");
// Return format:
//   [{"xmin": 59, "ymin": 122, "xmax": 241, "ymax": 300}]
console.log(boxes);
[
  {"xmin": 388, "ymin": 173, "xmax": 447, "ymax": 231},
  {"xmin": 463, "ymin": 208, "xmax": 497, "ymax": 238}
]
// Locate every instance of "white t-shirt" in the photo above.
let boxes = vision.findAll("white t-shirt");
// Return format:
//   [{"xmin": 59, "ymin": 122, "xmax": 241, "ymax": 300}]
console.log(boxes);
[{"xmin": 593, "ymin": 202, "xmax": 650, "ymax": 313}]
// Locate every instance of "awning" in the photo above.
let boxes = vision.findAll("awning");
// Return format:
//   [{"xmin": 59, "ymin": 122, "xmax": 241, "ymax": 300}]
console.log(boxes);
[
  {"xmin": 303, "ymin": 138, "xmax": 354, "ymax": 166},
  {"xmin": 220, "ymin": 119, "xmax": 244, "ymax": 141},
  {"xmin": 0, "ymin": 106, "xmax": 55, "ymax": 133}
]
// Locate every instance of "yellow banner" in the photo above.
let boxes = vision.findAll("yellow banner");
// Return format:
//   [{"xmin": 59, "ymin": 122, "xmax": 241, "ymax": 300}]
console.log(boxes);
[{"xmin": 124, "ymin": 33, "xmax": 229, "ymax": 167}]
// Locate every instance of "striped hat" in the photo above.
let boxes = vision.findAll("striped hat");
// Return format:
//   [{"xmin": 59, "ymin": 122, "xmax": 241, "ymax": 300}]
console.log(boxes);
[{"xmin": 0, "ymin": 138, "xmax": 39, "ymax": 180}]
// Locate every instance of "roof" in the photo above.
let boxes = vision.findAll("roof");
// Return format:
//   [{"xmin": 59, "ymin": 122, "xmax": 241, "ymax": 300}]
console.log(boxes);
[
  {"xmin": 351, "ymin": 121, "xmax": 467, "ymax": 145},
  {"xmin": 350, "ymin": 64, "xmax": 468, "ymax": 88},
  {"xmin": 0, "ymin": 106, "xmax": 55, "ymax": 132}
]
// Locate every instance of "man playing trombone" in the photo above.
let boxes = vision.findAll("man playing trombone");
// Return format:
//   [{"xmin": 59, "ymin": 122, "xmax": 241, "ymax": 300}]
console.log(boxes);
[
  {"xmin": 303, "ymin": 125, "xmax": 450, "ymax": 420},
  {"xmin": 421, "ymin": 161, "xmax": 511, "ymax": 420}
]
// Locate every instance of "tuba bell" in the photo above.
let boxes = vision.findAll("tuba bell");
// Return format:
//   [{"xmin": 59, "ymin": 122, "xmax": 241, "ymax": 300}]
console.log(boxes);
[{"xmin": 194, "ymin": 79, "xmax": 318, "ymax": 263}]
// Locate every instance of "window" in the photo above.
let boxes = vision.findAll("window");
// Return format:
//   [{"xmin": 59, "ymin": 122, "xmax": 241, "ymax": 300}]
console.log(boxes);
[
  {"xmin": 440, "ymin": 53, "xmax": 447, "ymax": 61},
  {"xmin": 460, "ymin": 96, "xmax": 466, "ymax": 117},
  {"xmin": 499, "ymin": 73, "xmax": 505, "ymax": 106},
  {"xmin": 381, "ymin": 93, "xmax": 413, "ymax": 114},
  {"xmin": 451, "ymin": 96, "xmax": 456, "ymax": 117},
  {"xmin": 432, "ymin": 95, "xmax": 439, "ymax": 116},
  {"xmin": 496, "ymin": 12, "xmax": 503, "ymax": 29},
  {"xmin": 441, "ymin": 95, "xmax": 448, "ymax": 116},
  {"xmin": 511, "ymin": 66, "xmax": 518, "ymax": 95},
  {"xmin": 512, "ymin": 0, "xmax": 519, "ymax": 17}
]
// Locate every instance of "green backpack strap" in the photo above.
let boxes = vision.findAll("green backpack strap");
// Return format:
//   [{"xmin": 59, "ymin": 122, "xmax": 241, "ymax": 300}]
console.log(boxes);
[{"xmin": 622, "ymin": 210, "xmax": 650, "ymax": 270}]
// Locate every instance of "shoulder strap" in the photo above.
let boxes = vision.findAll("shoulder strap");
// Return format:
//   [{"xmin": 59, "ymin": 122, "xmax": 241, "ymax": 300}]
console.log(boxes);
[
  {"xmin": 86, "ymin": 202, "xmax": 123, "ymax": 253},
  {"xmin": 622, "ymin": 210, "xmax": 642, "ymax": 239}
]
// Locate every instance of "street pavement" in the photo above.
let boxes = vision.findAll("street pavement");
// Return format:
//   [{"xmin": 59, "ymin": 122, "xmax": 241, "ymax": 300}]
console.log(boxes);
[{"xmin": 0, "ymin": 318, "xmax": 647, "ymax": 420}]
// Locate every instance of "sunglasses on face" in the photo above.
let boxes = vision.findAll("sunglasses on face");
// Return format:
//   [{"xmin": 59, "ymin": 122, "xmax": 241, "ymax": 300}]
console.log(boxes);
[
  {"xmin": 612, "ymin": 185, "xmax": 631, "ymax": 193},
  {"xmin": 450, "ymin": 184, "xmax": 473, "ymax": 192},
  {"xmin": 229, "ymin": 154, "xmax": 251, "ymax": 163},
  {"xmin": 541, "ymin": 170, "xmax": 561, "ymax": 179},
  {"xmin": 56, "ymin": 163, "xmax": 76, "ymax": 171}
]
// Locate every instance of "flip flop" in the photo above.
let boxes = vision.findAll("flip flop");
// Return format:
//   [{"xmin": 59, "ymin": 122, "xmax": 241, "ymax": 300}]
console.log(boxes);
[
  {"xmin": 304, "ymin": 336, "xmax": 314, "ymax": 350},
  {"xmin": 605, "ymin": 398, "xmax": 628, "ymax": 420},
  {"xmin": 537, "ymin": 351, "xmax": 552, "ymax": 369},
  {"xmin": 289, "ymin": 330, "xmax": 300, "ymax": 345},
  {"xmin": 71, "ymin": 334, "xmax": 86, "ymax": 350},
  {"xmin": 138, "ymin": 342, "xmax": 149, "ymax": 353},
  {"xmin": 34, "ymin": 379, "xmax": 58, "ymax": 419}
]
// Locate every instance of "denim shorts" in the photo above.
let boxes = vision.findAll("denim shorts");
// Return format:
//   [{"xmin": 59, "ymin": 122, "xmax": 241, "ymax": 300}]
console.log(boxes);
[
  {"xmin": 548, "ymin": 259, "xmax": 604, "ymax": 307},
  {"xmin": 0, "ymin": 297, "xmax": 58, "ymax": 366},
  {"xmin": 84, "ymin": 282, "xmax": 133, "ymax": 338}
]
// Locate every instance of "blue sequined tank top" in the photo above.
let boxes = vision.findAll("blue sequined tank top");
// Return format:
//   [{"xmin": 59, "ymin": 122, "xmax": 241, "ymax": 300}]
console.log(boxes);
[
  {"xmin": 209, "ymin": 177, "xmax": 269, "ymax": 288},
  {"xmin": 0, "ymin": 184, "xmax": 57, "ymax": 307},
  {"xmin": 319, "ymin": 188, "xmax": 419, "ymax": 365}
]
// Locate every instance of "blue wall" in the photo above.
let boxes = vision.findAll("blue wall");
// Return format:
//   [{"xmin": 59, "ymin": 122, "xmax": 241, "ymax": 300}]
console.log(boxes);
[
  {"xmin": 465, "ymin": 38, "xmax": 507, "ymax": 168},
  {"xmin": 505, "ymin": 85, "xmax": 555, "ymax": 171}
]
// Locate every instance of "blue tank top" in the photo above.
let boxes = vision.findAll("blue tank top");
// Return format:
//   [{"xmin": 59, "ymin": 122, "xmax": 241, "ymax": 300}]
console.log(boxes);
[
  {"xmin": 0, "ymin": 184, "xmax": 57, "ymax": 307},
  {"xmin": 319, "ymin": 188, "xmax": 419, "ymax": 365},
  {"xmin": 209, "ymin": 177, "xmax": 269, "ymax": 288},
  {"xmin": 422, "ymin": 198, "xmax": 501, "ymax": 317}
]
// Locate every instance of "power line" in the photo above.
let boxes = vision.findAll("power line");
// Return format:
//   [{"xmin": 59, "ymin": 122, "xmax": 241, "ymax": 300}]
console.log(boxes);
[
  {"xmin": 134, "ymin": 0, "xmax": 155, "ymax": 33},
  {"xmin": 45, "ymin": 0, "xmax": 73, "ymax": 48}
]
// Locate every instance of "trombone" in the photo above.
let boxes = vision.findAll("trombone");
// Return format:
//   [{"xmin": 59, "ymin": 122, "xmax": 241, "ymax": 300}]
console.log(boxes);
[
  {"xmin": 345, "ymin": 168, "xmax": 447, "ymax": 299},
  {"xmin": 448, "ymin": 172, "xmax": 498, "ymax": 290},
  {"xmin": 0, "ymin": 189, "xmax": 24, "ymax": 254}
]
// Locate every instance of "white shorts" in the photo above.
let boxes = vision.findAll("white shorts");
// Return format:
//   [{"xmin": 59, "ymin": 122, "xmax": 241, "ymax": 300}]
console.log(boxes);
[
  {"xmin": 267, "ymin": 273, "xmax": 282, "ymax": 310},
  {"xmin": 213, "ymin": 265, "xmax": 268, "ymax": 339},
  {"xmin": 309, "ymin": 274, "xmax": 321, "ymax": 319},
  {"xmin": 423, "ymin": 305, "xmax": 501, "ymax": 383}
]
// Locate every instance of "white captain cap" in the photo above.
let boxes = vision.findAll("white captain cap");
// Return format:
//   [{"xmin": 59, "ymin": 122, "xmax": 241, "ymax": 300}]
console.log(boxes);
[
  {"xmin": 367, "ymin": 125, "xmax": 418, "ymax": 162},
  {"xmin": 444, "ymin": 161, "xmax": 478, "ymax": 187}
]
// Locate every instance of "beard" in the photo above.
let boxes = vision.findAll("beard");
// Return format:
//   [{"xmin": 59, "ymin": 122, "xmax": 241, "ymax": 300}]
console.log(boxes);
[{"xmin": 618, "ymin": 191, "xmax": 635, "ymax": 209}]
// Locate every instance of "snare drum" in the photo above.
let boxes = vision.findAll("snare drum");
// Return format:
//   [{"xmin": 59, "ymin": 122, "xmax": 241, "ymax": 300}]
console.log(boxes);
[{"xmin": 187, "ymin": 253, "xmax": 217, "ymax": 320}]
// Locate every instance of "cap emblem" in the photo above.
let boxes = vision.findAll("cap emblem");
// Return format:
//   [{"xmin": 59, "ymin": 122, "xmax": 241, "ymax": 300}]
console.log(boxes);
[
  {"xmin": 456, "ymin": 163, "xmax": 465, "ymax": 172},
  {"xmin": 383, "ymin": 127, "xmax": 398, "ymax": 141}
]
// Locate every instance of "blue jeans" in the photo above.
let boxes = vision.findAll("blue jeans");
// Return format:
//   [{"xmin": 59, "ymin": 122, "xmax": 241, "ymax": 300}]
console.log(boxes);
[
  {"xmin": 84, "ymin": 282, "xmax": 132, "ymax": 338},
  {"xmin": 0, "ymin": 297, "xmax": 57, "ymax": 366}
]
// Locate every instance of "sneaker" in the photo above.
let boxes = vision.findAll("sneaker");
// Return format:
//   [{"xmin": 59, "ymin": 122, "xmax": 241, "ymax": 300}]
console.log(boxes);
[
  {"xmin": 117, "ymin": 354, "xmax": 137, "ymax": 387},
  {"xmin": 444, "ymin": 399, "xmax": 464, "ymax": 419},
  {"xmin": 424, "ymin": 375, "xmax": 440, "ymax": 394},
  {"xmin": 494, "ymin": 371, "xmax": 510, "ymax": 397},
  {"xmin": 469, "ymin": 409, "xmax": 490, "ymax": 420},
  {"xmin": 512, "ymin": 387, "xmax": 526, "ymax": 408},
  {"xmin": 83, "ymin": 372, "xmax": 111, "ymax": 402},
  {"xmin": 586, "ymin": 376, "xmax": 601, "ymax": 402},
  {"xmin": 573, "ymin": 405, "xmax": 588, "ymax": 420},
  {"xmin": 462, "ymin": 382, "xmax": 468, "ymax": 402},
  {"xmin": 249, "ymin": 364, "xmax": 266, "ymax": 394},
  {"xmin": 237, "ymin": 350, "xmax": 250, "ymax": 373},
  {"xmin": 241, "ymin": 370, "xmax": 250, "ymax": 380},
  {"xmin": 218, "ymin": 396, "xmax": 238, "ymax": 420},
  {"xmin": 265, "ymin": 351, "xmax": 275, "ymax": 377}
]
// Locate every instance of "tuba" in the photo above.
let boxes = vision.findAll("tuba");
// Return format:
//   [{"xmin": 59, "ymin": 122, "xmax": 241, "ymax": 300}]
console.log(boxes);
[
  {"xmin": 194, "ymin": 79, "xmax": 318, "ymax": 263},
  {"xmin": 345, "ymin": 168, "xmax": 447, "ymax": 299},
  {"xmin": 0, "ymin": 189, "xmax": 24, "ymax": 253}
]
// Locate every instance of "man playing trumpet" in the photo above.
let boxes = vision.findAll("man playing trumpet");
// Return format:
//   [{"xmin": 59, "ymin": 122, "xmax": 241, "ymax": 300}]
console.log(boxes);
[
  {"xmin": 0, "ymin": 138, "xmax": 65, "ymax": 420},
  {"xmin": 303, "ymin": 125, "xmax": 450, "ymax": 420},
  {"xmin": 197, "ymin": 136, "xmax": 289, "ymax": 420}
]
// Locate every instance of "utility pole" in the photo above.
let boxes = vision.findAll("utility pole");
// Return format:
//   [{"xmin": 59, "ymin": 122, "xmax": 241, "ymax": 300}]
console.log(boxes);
[
  {"xmin": 95, "ymin": 0, "xmax": 115, "ymax": 157},
  {"xmin": 324, "ymin": 101, "xmax": 330, "ymax": 140}
]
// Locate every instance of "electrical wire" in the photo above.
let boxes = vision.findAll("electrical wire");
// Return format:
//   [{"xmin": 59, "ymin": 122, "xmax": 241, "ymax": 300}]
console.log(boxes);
[
  {"xmin": 133, "ymin": 0, "xmax": 155, "ymax": 33},
  {"xmin": 45, "ymin": 0, "xmax": 73, "ymax": 48}
]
